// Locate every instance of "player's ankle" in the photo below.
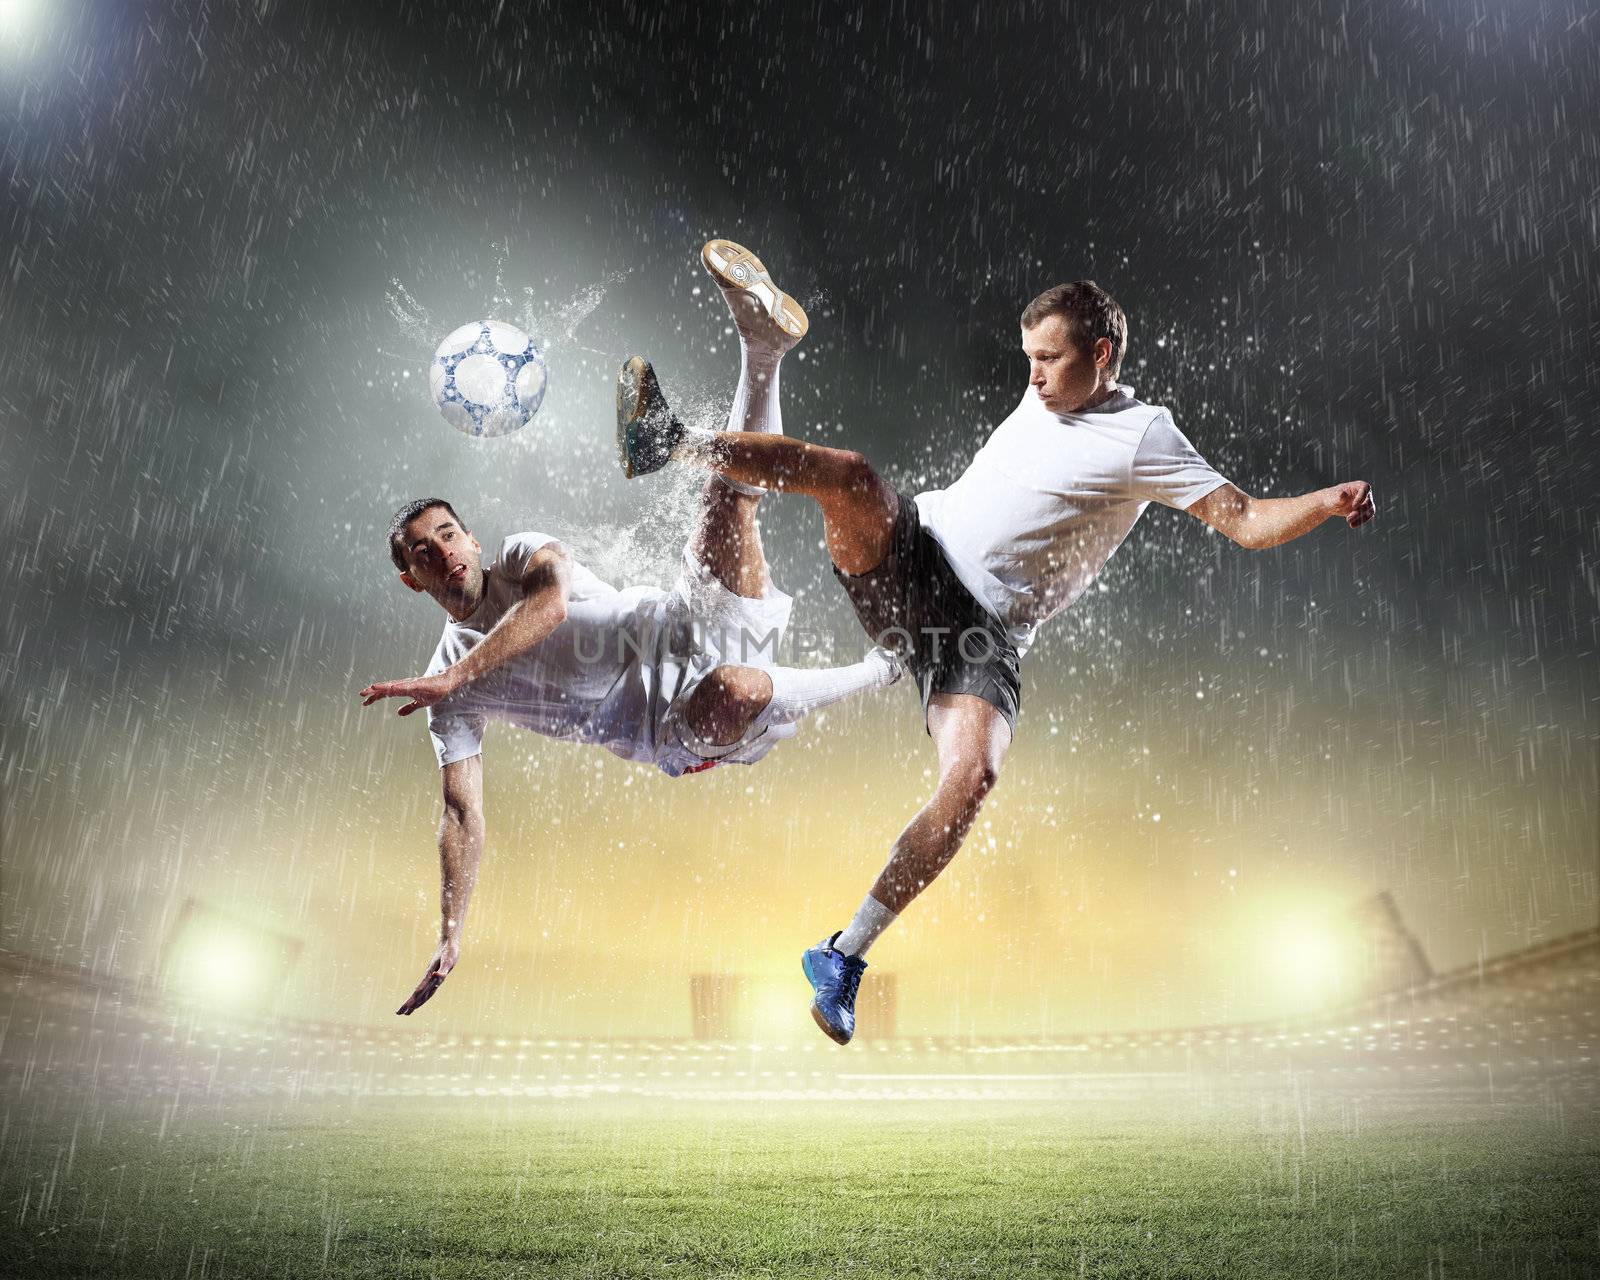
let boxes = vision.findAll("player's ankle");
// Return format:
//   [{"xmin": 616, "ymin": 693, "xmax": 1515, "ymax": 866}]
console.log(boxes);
[{"xmin": 835, "ymin": 894, "xmax": 898, "ymax": 957}]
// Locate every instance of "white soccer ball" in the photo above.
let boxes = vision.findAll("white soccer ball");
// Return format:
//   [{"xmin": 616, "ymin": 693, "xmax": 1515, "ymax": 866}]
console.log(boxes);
[{"xmin": 429, "ymin": 320, "xmax": 547, "ymax": 437}]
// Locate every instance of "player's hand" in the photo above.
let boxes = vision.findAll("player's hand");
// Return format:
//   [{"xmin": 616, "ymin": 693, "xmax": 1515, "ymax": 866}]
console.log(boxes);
[
  {"xmin": 1329, "ymin": 481, "xmax": 1375, "ymax": 529},
  {"xmin": 360, "ymin": 672, "xmax": 458, "ymax": 716},
  {"xmin": 397, "ymin": 939, "xmax": 459, "ymax": 1015}
]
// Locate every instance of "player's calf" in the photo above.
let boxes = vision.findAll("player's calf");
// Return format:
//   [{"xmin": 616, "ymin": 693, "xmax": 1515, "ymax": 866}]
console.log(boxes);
[{"xmin": 868, "ymin": 759, "xmax": 998, "ymax": 913}]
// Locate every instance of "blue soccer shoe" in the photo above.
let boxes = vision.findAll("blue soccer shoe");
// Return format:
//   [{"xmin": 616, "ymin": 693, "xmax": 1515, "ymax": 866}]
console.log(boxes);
[{"xmin": 802, "ymin": 932, "xmax": 867, "ymax": 1046}]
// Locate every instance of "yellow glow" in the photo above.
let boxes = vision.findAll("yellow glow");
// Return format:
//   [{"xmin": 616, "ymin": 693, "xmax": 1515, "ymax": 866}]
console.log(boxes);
[
  {"xmin": 132, "ymin": 701, "xmax": 1386, "ymax": 1036},
  {"xmin": 748, "ymin": 982, "xmax": 809, "ymax": 1043},
  {"xmin": 168, "ymin": 928, "xmax": 270, "ymax": 1010},
  {"xmin": 1269, "ymin": 919, "xmax": 1351, "ymax": 1008},
  {"xmin": 1283, "ymin": 932, "xmax": 1338, "ymax": 986}
]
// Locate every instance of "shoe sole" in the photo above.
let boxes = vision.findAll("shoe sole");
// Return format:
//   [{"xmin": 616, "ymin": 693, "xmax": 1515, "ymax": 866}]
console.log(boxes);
[
  {"xmin": 801, "ymin": 949, "xmax": 852, "ymax": 1046},
  {"xmin": 616, "ymin": 356, "xmax": 647, "ymax": 479},
  {"xmin": 809, "ymin": 1003, "xmax": 850, "ymax": 1046},
  {"xmin": 701, "ymin": 238, "xmax": 809, "ymax": 341}
]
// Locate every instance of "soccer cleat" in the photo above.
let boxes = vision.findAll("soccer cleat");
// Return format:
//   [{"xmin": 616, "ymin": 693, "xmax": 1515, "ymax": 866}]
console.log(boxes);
[
  {"xmin": 802, "ymin": 932, "xmax": 867, "ymax": 1046},
  {"xmin": 616, "ymin": 356, "xmax": 685, "ymax": 479},
  {"xmin": 701, "ymin": 238, "xmax": 809, "ymax": 352}
]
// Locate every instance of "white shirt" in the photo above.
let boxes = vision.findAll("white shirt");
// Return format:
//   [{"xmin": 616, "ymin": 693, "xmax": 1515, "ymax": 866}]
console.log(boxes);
[
  {"xmin": 916, "ymin": 384, "xmax": 1229, "ymax": 654},
  {"xmin": 424, "ymin": 533, "xmax": 673, "ymax": 768}
]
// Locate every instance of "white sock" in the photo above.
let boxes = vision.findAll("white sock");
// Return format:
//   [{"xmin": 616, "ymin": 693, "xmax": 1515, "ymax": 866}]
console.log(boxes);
[
  {"xmin": 707, "ymin": 341, "xmax": 784, "ymax": 496},
  {"xmin": 834, "ymin": 894, "xmax": 898, "ymax": 958},
  {"xmin": 727, "ymin": 341, "xmax": 784, "ymax": 436},
  {"xmin": 672, "ymin": 344, "xmax": 784, "ymax": 494},
  {"xmin": 760, "ymin": 648, "xmax": 899, "ymax": 726}
]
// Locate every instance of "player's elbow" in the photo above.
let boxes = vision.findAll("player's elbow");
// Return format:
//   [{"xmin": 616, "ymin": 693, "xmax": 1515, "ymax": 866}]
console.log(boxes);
[
  {"xmin": 831, "ymin": 449, "xmax": 878, "ymax": 494},
  {"xmin": 1227, "ymin": 523, "xmax": 1268, "ymax": 551},
  {"xmin": 1232, "ymin": 510, "xmax": 1287, "ymax": 551},
  {"xmin": 1218, "ymin": 496, "xmax": 1268, "ymax": 550}
]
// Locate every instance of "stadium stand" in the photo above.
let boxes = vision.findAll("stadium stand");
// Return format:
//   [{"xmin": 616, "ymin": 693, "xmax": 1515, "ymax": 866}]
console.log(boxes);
[{"xmin": 2, "ymin": 929, "xmax": 1593, "ymax": 1103}]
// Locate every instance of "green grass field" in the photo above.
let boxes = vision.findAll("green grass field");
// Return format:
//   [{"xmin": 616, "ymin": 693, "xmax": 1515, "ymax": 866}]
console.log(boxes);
[{"xmin": 4, "ymin": 1090, "xmax": 1597, "ymax": 1279}]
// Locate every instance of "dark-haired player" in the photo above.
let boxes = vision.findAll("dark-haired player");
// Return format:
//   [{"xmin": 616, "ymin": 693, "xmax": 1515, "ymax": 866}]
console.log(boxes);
[{"xmin": 362, "ymin": 240, "xmax": 898, "ymax": 1015}]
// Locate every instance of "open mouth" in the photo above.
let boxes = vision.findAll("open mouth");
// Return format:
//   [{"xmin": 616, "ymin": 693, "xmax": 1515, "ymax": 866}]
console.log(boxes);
[{"xmin": 447, "ymin": 564, "xmax": 468, "ymax": 582}]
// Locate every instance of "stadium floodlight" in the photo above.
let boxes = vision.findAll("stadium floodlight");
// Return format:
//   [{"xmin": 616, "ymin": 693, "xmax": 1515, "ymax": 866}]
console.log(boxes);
[
  {"xmin": 0, "ymin": 0, "xmax": 34, "ymax": 36},
  {"xmin": 160, "ymin": 899, "xmax": 303, "ymax": 1015},
  {"xmin": 1282, "ymin": 930, "xmax": 1341, "ymax": 993},
  {"xmin": 1264, "ymin": 892, "xmax": 1433, "ymax": 1011},
  {"xmin": 1264, "ymin": 915, "xmax": 1356, "ymax": 1009}
]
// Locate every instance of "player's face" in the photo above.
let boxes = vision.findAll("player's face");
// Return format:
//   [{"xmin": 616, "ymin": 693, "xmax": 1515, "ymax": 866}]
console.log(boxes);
[
  {"xmin": 398, "ymin": 509, "xmax": 483, "ymax": 609},
  {"xmin": 1022, "ymin": 315, "xmax": 1110, "ymax": 413}
]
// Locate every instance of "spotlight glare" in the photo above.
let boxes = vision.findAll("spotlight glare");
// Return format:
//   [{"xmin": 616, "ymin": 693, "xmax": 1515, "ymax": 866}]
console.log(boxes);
[
  {"xmin": 1283, "ymin": 933, "xmax": 1339, "ymax": 988},
  {"xmin": 0, "ymin": 0, "xmax": 34, "ymax": 35},
  {"xmin": 171, "ymin": 930, "xmax": 265, "ymax": 1008},
  {"xmin": 1269, "ymin": 918, "xmax": 1350, "ymax": 1008},
  {"xmin": 161, "ymin": 900, "xmax": 302, "ymax": 1014}
]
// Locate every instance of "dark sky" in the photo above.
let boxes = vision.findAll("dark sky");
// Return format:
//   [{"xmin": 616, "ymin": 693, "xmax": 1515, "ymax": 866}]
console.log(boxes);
[{"xmin": 1, "ymin": 0, "xmax": 1595, "ymax": 1031}]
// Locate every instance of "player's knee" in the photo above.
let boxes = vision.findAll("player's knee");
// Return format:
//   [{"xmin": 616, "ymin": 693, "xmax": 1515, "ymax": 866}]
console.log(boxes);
[
  {"xmin": 700, "ymin": 665, "xmax": 773, "ymax": 722},
  {"xmin": 832, "ymin": 449, "xmax": 878, "ymax": 494},
  {"xmin": 946, "ymin": 754, "xmax": 1000, "ymax": 802}
]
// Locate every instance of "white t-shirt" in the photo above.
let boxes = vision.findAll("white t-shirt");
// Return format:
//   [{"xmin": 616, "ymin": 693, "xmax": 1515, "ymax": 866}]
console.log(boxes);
[
  {"xmin": 422, "ymin": 532, "xmax": 797, "ymax": 777},
  {"xmin": 423, "ymin": 533, "xmax": 671, "ymax": 768},
  {"xmin": 916, "ymin": 384, "xmax": 1230, "ymax": 654}
]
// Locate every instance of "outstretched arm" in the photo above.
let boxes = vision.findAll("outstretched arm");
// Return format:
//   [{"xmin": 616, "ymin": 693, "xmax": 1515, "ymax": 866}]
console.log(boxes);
[
  {"xmin": 361, "ymin": 544, "xmax": 574, "ymax": 715},
  {"xmin": 447, "ymin": 543, "xmax": 573, "ymax": 684},
  {"xmin": 398, "ymin": 754, "xmax": 484, "ymax": 1015},
  {"xmin": 1188, "ymin": 481, "xmax": 1375, "ymax": 550}
]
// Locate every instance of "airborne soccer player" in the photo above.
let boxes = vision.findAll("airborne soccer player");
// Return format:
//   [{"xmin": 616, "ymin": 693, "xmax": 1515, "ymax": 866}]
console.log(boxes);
[
  {"xmin": 362, "ymin": 240, "xmax": 899, "ymax": 1016},
  {"xmin": 619, "ymin": 263, "xmax": 1377, "ymax": 1044}
]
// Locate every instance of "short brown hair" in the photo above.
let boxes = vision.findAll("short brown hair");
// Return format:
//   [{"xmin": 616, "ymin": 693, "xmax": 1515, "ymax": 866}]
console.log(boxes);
[
  {"xmin": 388, "ymin": 498, "xmax": 467, "ymax": 570},
  {"xmin": 1021, "ymin": 280, "xmax": 1128, "ymax": 378}
]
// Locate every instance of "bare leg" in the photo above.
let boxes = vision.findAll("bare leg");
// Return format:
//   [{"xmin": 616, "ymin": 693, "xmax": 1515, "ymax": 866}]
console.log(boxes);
[
  {"xmin": 665, "ymin": 241, "xmax": 906, "ymax": 751},
  {"xmin": 683, "ymin": 261, "xmax": 793, "ymax": 598},
  {"xmin": 687, "ymin": 480, "xmax": 771, "ymax": 600},
  {"xmin": 680, "ymin": 663, "xmax": 773, "ymax": 745},
  {"xmin": 681, "ymin": 433, "xmax": 900, "ymax": 576},
  {"xmin": 865, "ymin": 693, "xmax": 1013, "ymax": 913},
  {"xmin": 630, "ymin": 238, "xmax": 897, "ymax": 579},
  {"xmin": 679, "ymin": 651, "xmax": 900, "ymax": 749}
]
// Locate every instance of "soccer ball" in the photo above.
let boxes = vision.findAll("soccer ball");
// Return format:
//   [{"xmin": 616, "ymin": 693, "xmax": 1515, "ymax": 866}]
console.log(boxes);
[{"xmin": 429, "ymin": 320, "xmax": 547, "ymax": 437}]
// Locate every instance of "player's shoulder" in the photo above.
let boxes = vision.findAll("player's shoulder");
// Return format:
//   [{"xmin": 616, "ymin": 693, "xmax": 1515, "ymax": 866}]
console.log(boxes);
[
  {"xmin": 497, "ymin": 529, "xmax": 561, "ymax": 557},
  {"xmin": 493, "ymin": 530, "xmax": 566, "ymax": 573},
  {"xmin": 1070, "ymin": 389, "xmax": 1174, "ymax": 457},
  {"xmin": 1094, "ymin": 384, "xmax": 1168, "ymax": 425},
  {"xmin": 1101, "ymin": 389, "xmax": 1185, "ymax": 445}
]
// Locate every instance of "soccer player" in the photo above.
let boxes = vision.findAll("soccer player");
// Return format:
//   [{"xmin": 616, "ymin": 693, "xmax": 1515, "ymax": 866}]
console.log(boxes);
[
  {"xmin": 618, "ymin": 268, "xmax": 1377, "ymax": 1044},
  {"xmin": 362, "ymin": 240, "xmax": 899, "ymax": 1016}
]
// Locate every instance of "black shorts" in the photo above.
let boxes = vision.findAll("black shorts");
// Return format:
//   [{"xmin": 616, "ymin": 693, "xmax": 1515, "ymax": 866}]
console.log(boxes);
[{"xmin": 833, "ymin": 491, "xmax": 1021, "ymax": 733}]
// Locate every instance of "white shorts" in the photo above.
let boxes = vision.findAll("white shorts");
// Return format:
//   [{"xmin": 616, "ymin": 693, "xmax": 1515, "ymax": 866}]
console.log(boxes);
[{"xmin": 651, "ymin": 549, "xmax": 796, "ymax": 779}]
